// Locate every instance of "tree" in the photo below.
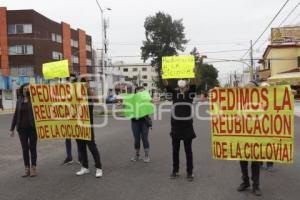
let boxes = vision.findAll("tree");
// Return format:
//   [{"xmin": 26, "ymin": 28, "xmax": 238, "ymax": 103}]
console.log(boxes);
[
  {"xmin": 190, "ymin": 47, "xmax": 219, "ymax": 93},
  {"xmin": 141, "ymin": 12, "xmax": 188, "ymax": 88}
]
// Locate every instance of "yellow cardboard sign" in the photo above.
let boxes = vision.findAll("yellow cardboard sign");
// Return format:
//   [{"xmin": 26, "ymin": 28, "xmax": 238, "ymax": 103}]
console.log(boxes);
[
  {"xmin": 29, "ymin": 83, "xmax": 91, "ymax": 141},
  {"xmin": 209, "ymin": 86, "xmax": 294, "ymax": 164},
  {"xmin": 162, "ymin": 55, "xmax": 195, "ymax": 79},
  {"xmin": 42, "ymin": 60, "xmax": 70, "ymax": 80}
]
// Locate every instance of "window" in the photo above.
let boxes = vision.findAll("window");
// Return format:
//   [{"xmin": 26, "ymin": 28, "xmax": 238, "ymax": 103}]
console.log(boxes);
[
  {"xmin": 298, "ymin": 57, "xmax": 300, "ymax": 68},
  {"xmin": 72, "ymin": 55, "xmax": 79, "ymax": 64},
  {"xmin": 8, "ymin": 24, "xmax": 32, "ymax": 34},
  {"xmin": 142, "ymin": 75, "xmax": 148, "ymax": 79},
  {"xmin": 142, "ymin": 67, "xmax": 147, "ymax": 72},
  {"xmin": 143, "ymin": 83, "xmax": 148, "ymax": 87},
  {"xmin": 10, "ymin": 65, "xmax": 34, "ymax": 76},
  {"xmin": 8, "ymin": 45, "xmax": 34, "ymax": 55},
  {"xmin": 51, "ymin": 33, "xmax": 62, "ymax": 43},
  {"xmin": 133, "ymin": 76, "xmax": 138, "ymax": 80},
  {"xmin": 267, "ymin": 59, "xmax": 271, "ymax": 70},
  {"xmin": 123, "ymin": 68, "xmax": 128, "ymax": 72},
  {"xmin": 86, "ymin": 44, "xmax": 92, "ymax": 51},
  {"xmin": 71, "ymin": 39, "xmax": 79, "ymax": 48},
  {"xmin": 87, "ymin": 59, "xmax": 92, "ymax": 66},
  {"xmin": 52, "ymin": 51, "xmax": 63, "ymax": 60},
  {"xmin": 133, "ymin": 68, "xmax": 138, "ymax": 72}
]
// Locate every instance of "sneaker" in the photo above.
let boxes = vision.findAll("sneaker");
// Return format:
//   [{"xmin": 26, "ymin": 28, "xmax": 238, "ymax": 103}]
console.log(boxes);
[
  {"xmin": 170, "ymin": 172, "xmax": 179, "ymax": 179},
  {"xmin": 96, "ymin": 168, "xmax": 103, "ymax": 178},
  {"xmin": 61, "ymin": 158, "xmax": 74, "ymax": 165},
  {"xmin": 131, "ymin": 155, "xmax": 140, "ymax": 162},
  {"xmin": 144, "ymin": 156, "xmax": 151, "ymax": 163},
  {"xmin": 187, "ymin": 174, "xmax": 194, "ymax": 182},
  {"xmin": 76, "ymin": 167, "xmax": 90, "ymax": 176},
  {"xmin": 237, "ymin": 182, "xmax": 250, "ymax": 192},
  {"xmin": 253, "ymin": 187, "xmax": 263, "ymax": 196}
]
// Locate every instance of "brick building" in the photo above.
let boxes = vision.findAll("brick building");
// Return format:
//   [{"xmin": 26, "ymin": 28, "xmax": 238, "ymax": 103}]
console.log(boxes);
[
  {"xmin": 0, "ymin": 7, "xmax": 93, "ymax": 78},
  {"xmin": 0, "ymin": 7, "xmax": 93, "ymax": 109}
]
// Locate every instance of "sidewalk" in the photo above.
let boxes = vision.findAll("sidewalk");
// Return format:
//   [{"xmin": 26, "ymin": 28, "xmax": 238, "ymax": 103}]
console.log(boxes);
[
  {"xmin": 0, "ymin": 109, "xmax": 14, "ymax": 115},
  {"xmin": 295, "ymin": 100, "xmax": 300, "ymax": 117}
]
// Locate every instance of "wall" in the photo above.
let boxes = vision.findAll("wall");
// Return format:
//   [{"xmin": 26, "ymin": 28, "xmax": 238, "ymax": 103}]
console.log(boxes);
[{"xmin": 267, "ymin": 47, "xmax": 300, "ymax": 76}]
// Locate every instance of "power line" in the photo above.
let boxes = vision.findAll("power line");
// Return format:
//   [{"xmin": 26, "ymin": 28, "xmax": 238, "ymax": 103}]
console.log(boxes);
[
  {"xmin": 241, "ymin": 0, "xmax": 291, "ymax": 59},
  {"xmin": 279, "ymin": 1, "xmax": 300, "ymax": 26},
  {"xmin": 256, "ymin": 1, "xmax": 299, "ymax": 52}
]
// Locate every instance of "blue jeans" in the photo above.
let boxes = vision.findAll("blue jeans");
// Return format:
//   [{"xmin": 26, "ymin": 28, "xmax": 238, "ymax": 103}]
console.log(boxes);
[{"xmin": 131, "ymin": 119, "xmax": 150, "ymax": 150}]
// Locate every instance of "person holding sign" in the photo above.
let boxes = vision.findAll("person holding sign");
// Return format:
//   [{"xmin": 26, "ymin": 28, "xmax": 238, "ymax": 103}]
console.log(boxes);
[
  {"xmin": 237, "ymin": 80, "xmax": 262, "ymax": 196},
  {"xmin": 163, "ymin": 78, "xmax": 196, "ymax": 182},
  {"xmin": 76, "ymin": 78, "xmax": 103, "ymax": 178},
  {"xmin": 10, "ymin": 83, "xmax": 38, "ymax": 177},
  {"xmin": 61, "ymin": 74, "xmax": 82, "ymax": 165},
  {"xmin": 129, "ymin": 86, "xmax": 152, "ymax": 163}
]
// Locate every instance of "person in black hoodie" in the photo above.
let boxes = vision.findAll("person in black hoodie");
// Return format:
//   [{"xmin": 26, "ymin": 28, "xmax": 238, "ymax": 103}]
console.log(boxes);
[
  {"xmin": 163, "ymin": 78, "xmax": 196, "ymax": 182},
  {"xmin": 10, "ymin": 83, "xmax": 37, "ymax": 177}
]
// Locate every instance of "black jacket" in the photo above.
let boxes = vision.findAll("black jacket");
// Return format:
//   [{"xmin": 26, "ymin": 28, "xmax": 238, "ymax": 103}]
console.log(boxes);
[
  {"xmin": 10, "ymin": 98, "xmax": 35, "ymax": 131},
  {"xmin": 166, "ymin": 85, "xmax": 196, "ymax": 140}
]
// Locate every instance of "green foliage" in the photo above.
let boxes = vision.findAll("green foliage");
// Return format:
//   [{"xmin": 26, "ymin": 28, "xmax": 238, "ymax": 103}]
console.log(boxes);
[
  {"xmin": 141, "ymin": 11, "xmax": 188, "ymax": 89},
  {"xmin": 190, "ymin": 47, "xmax": 219, "ymax": 93}
]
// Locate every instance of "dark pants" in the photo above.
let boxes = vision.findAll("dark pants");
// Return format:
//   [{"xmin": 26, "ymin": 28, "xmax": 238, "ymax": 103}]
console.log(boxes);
[
  {"xmin": 172, "ymin": 138, "xmax": 193, "ymax": 175},
  {"xmin": 65, "ymin": 139, "xmax": 81, "ymax": 162},
  {"xmin": 240, "ymin": 161, "xmax": 260, "ymax": 187},
  {"xmin": 77, "ymin": 128, "xmax": 102, "ymax": 169},
  {"xmin": 131, "ymin": 120, "xmax": 150, "ymax": 150},
  {"xmin": 18, "ymin": 128, "xmax": 37, "ymax": 167}
]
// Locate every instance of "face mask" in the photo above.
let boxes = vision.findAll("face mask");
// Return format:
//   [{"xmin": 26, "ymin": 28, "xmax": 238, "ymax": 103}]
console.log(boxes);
[{"xmin": 177, "ymin": 80, "xmax": 187, "ymax": 88}]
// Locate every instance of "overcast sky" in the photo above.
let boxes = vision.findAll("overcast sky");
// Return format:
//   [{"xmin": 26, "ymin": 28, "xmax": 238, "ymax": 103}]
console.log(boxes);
[{"xmin": 2, "ymin": 0, "xmax": 300, "ymax": 83}]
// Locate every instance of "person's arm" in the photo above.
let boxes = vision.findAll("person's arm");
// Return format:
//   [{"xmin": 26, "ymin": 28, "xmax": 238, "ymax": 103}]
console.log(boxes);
[
  {"xmin": 10, "ymin": 101, "xmax": 18, "ymax": 137},
  {"xmin": 188, "ymin": 81, "xmax": 197, "ymax": 98},
  {"xmin": 88, "ymin": 88, "xmax": 99, "ymax": 103}
]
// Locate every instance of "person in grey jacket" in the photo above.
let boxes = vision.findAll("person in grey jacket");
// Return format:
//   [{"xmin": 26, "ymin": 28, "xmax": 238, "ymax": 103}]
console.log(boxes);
[{"xmin": 10, "ymin": 83, "xmax": 37, "ymax": 177}]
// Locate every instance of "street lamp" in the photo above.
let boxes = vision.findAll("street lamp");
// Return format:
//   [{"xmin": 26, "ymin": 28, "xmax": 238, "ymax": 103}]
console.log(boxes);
[{"xmin": 95, "ymin": 0, "xmax": 111, "ymax": 100}]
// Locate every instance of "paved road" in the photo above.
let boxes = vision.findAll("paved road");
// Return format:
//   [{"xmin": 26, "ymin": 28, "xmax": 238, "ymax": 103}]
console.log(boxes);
[{"xmin": 0, "ymin": 105, "xmax": 300, "ymax": 200}]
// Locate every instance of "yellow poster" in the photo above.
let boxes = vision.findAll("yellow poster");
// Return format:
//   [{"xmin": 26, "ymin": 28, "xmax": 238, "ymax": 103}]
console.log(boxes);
[
  {"xmin": 42, "ymin": 60, "xmax": 70, "ymax": 80},
  {"xmin": 162, "ymin": 55, "xmax": 195, "ymax": 79},
  {"xmin": 209, "ymin": 86, "xmax": 294, "ymax": 164},
  {"xmin": 29, "ymin": 83, "xmax": 91, "ymax": 141}
]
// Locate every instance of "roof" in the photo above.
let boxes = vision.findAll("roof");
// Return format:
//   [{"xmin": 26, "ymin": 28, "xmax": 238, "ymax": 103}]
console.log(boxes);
[
  {"xmin": 268, "ymin": 72, "xmax": 300, "ymax": 83},
  {"xmin": 262, "ymin": 44, "xmax": 300, "ymax": 59},
  {"xmin": 279, "ymin": 68, "xmax": 300, "ymax": 74}
]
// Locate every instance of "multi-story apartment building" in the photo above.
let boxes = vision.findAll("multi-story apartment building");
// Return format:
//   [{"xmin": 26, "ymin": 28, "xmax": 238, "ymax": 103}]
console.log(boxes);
[
  {"xmin": 115, "ymin": 62, "xmax": 158, "ymax": 94},
  {"xmin": 0, "ymin": 7, "xmax": 93, "ymax": 77},
  {"xmin": 0, "ymin": 7, "xmax": 93, "ymax": 109}
]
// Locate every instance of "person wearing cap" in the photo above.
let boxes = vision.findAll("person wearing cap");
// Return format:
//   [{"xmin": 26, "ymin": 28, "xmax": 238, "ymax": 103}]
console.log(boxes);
[
  {"xmin": 163, "ymin": 78, "xmax": 197, "ymax": 182},
  {"xmin": 237, "ymin": 80, "xmax": 262, "ymax": 196}
]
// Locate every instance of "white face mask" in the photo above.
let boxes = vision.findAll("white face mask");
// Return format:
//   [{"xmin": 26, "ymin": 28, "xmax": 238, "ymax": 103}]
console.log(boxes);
[{"xmin": 177, "ymin": 80, "xmax": 187, "ymax": 88}]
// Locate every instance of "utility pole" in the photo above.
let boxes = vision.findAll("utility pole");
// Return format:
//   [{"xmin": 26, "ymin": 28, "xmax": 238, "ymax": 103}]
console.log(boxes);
[{"xmin": 250, "ymin": 40, "xmax": 254, "ymax": 81}]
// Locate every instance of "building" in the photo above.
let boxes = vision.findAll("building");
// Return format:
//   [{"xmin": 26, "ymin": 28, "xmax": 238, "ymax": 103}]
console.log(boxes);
[
  {"xmin": 0, "ymin": 7, "xmax": 93, "ymax": 108},
  {"xmin": 258, "ymin": 26, "xmax": 300, "ymax": 97},
  {"xmin": 115, "ymin": 62, "xmax": 158, "ymax": 94}
]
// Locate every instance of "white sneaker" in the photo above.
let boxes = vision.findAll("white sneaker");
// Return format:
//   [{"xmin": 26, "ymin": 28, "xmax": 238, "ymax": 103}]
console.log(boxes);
[
  {"xmin": 96, "ymin": 168, "xmax": 103, "ymax": 178},
  {"xmin": 144, "ymin": 156, "xmax": 151, "ymax": 163},
  {"xmin": 76, "ymin": 167, "xmax": 90, "ymax": 176}
]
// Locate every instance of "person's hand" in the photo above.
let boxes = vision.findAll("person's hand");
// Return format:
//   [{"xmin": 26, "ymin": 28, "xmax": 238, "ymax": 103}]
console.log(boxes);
[{"xmin": 10, "ymin": 130, "xmax": 15, "ymax": 138}]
